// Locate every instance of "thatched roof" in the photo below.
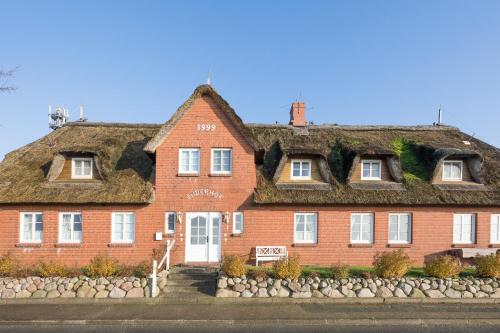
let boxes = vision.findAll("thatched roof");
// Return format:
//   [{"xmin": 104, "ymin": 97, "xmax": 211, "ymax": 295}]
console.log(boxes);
[
  {"xmin": 249, "ymin": 124, "xmax": 500, "ymax": 206},
  {"xmin": 1, "ymin": 85, "xmax": 499, "ymax": 206},
  {"xmin": 0, "ymin": 122, "xmax": 160, "ymax": 204}
]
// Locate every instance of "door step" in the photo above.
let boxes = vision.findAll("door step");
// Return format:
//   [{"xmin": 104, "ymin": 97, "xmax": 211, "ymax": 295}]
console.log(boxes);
[{"xmin": 161, "ymin": 267, "xmax": 218, "ymax": 297}]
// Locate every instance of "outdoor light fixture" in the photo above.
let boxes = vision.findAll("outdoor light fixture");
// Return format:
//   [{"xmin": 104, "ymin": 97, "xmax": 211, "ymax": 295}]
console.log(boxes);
[
  {"xmin": 177, "ymin": 211, "xmax": 183, "ymax": 224},
  {"xmin": 224, "ymin": 211, "xmax": 230, "ymax": 224}
]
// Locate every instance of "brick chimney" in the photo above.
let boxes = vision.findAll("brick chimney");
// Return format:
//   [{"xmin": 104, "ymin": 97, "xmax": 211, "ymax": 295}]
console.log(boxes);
[{"xmin": 289, "ymin": 102, "xmax": 307, "ymax": 127}]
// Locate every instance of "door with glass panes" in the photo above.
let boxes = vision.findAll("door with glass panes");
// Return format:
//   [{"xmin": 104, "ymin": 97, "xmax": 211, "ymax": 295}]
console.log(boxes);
[{"xmin": 185, "ymin": 212, "xmax": 221, "ymax": 262}]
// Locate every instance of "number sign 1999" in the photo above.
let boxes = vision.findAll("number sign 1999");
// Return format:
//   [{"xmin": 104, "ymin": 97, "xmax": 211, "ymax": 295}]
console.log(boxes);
[{"xmin": 197, "ymin": 124, "xmax": 216, "ymax": 131}]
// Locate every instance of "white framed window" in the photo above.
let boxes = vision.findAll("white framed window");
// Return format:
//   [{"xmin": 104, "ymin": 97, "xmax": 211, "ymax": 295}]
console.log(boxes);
[
  {"xmin": 294, "ymin": 213, "xmax": 317, "ymax": 243},
  {"xmin": 59, "ymin": 212, "xmax": 82, "ymax": 243},
  {"xmin": 211, "ymin": 148, "xmax": 232, "ymax": 174},
  {"xmin": 20, "ymin": 212, "xmax": 43, "ymax": 243},
  {"xmin": 443, "ymin": 161, "xmax": 463, "ymax": 181},
  {"xmin": 178, "ymin": 148, "xmax": 200, "ymax": 174},
  {"xmin": 388, "ymin": 213, "xmax": 411, "ymax": 244},
  {"xmin": 165, "ymin": 212, "xmax": 176, "ymax": 234},
  {"xmin": 351, "ymin": 213, "xmax": 374, "ymax": 244},
  {"xmin": 291, "ymin": 159, "xmax": 311, "ymax": 180},
  {"xmin": 71, "ymin": 158, "xmax": 93, "ymax": 179},
  {"xmin": 361, "ymin": 160, "xmax": 381, "ymax": 180},
  {"xmin": 233, "ymin": 212, "xmax": 244, "ymax": 234},
  {"xmin": 490, "ymin": 214, "xmax": 500, "ymax": 244},
  {"xmin": 112, "ymin": 212, "xmax": 135, "ymax": 243},
  {"xmin": 453, "ymin": 213, "xmax": 475, "ymax": 244}
]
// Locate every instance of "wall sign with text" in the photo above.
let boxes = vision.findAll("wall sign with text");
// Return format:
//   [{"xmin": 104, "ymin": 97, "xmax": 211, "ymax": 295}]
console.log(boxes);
[{"xmin": 197, "ymin": 124, "xmax": 216, "ymax": 131}]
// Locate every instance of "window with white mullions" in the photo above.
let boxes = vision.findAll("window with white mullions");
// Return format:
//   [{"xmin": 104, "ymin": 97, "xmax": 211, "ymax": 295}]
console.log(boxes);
[
  {"xmin": 294, "ymin": 213, "xmax": 317, "ymax": 243},
  {"xmin": 453, "ymin": 213, "xmax": 475, "ymax": 244},
  {"xmin": 59, "ymin": 212, "xmax": 82, "ymax": 243},
  {"xmin": 112, "ymin": 212, "xmax": 135, "ymax": 243},
  {"xmin": 233, "ymin": 212, "xmax": 244, "ymax": 234},
  {"xmin": 165, "ymin": 212, "xmax": 176, "ymax": 234},
  {"xmin": 72, "ymin": 158, "xmax": 93, "ymax": 179},
  {"xmin": 490, "ymin": 214, "xmax": 500, "ymax": 244},
  {"xmin": 361, "ymin": 160, "xmax": 381, "ymax": 180},
  {"xmin": 351, "ymin": 213, "xmax": 374, "ymax": 243},
  {"xmin": 388, "ymin": 213, "xmax": 411, "ymax": 244},
  {"xmin": 211, "ymin": 148, "xmax": 232, "ymax": 174},
  {"xmin": 20, "ymin": 212, "xmax": 43, "ymax": 243},
  {"xmin": 443, "ymin": 161, "xmax": 463, "ymax": 181},
  {"xmin": 291, "ymin": 159, "xmax": 311, "ymax": 180},
  {"xmin": 179, "ymin": 149, "xmax": 200, "ymax": 174}
]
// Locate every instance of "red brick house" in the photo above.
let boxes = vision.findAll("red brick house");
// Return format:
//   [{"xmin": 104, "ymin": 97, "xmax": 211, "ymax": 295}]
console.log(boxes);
[{"xmin": 0, "ymin": 85, "xmax": 499, "ymax": 267}]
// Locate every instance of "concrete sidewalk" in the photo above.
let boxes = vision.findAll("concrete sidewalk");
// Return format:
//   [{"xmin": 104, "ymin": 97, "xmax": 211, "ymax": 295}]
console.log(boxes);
[{"xmin": 0, "ymin": 302, "xmax": 498, "ymax": 325}]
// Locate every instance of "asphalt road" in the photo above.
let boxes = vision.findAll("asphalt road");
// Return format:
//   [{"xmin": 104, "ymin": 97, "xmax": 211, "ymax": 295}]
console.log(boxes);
[{"xmin": 0, "ymin": 302, "xmax": 498, "ymax": 332}]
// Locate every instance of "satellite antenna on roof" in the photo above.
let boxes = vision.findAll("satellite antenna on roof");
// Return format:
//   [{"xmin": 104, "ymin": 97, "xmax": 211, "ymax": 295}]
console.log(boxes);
[{"xmin": 48, "ymin": 105, "xmax": 69, "ymax": 130}]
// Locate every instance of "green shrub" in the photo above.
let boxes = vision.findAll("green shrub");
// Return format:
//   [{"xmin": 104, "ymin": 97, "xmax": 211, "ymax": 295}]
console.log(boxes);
[
  {"xmin": 220, "ymin": 255, "xmax": 246, "ymax": 277},
  {"xmin": 35, "ymin": 261, "xmax": 68, "ymax": 277},
  {"xmin": 475, "ymin": 254, "xmax": 500, "ymax": 278},
  {"xmin": 424, "ymin": 255, "xmax": 462, "ymax": 278},
  {"xmin": 83, "ymin": 255, "xmax": 119, "ymax": 278},
  {"xmin": 0, "ymin": 253, "xmax": 15, "ymax": 277},
  {"xmin": 273, "ymin": 255, "xmax": 301, "ymax": 280},
  {"xmin": 373, "ymin": 249, "xmax": 410, "ymax": 278},
  {"xmin": 331, "ymin": 263, "xmax": 350, "ymax": 280}
]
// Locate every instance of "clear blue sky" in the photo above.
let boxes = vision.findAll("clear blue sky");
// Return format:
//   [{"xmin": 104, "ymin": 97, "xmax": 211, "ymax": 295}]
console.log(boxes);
[{"xmin": 1, "ymin": 0, "xmax": 500, "ymax": 159}]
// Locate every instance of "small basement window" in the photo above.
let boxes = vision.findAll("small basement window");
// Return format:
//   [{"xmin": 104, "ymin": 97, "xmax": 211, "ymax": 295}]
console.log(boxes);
[
  {"xmin": 443, "ymin": 161, "xmax": 463, "ymax": 181},
  {"xmin": 361, "ymin": 160, "xmax": 381, "ymax": 180},
  {"xmin": 291, "ymin": 159, "xmax": 311, "ymax": 180},
  {"xmin": 71, "ymin": 157, "xmax": 93, "ymax": 179}
]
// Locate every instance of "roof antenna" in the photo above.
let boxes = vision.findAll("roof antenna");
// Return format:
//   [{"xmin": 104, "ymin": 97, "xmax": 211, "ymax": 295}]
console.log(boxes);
[
  {"xmin": 207, "ymin": 70, "xmax": 211, "ymax": 86},
  {"xmin": 78, "ymin": 105, "xmax": 87, "ymax": 122},
  {"xmin": 437, "ymin": 106, "xmax": 443, "ymax": 126}
]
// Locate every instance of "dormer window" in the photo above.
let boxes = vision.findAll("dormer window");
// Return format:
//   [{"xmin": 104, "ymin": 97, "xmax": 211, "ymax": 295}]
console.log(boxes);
[
  {"xmin": 71, "ymin": 157, "xmax": 93, "ymax": 179},
  {"xmin": 443, "ymin": 160, "xmax": 463, "ymax": 181},
  {"xmin": 361, "ymin": 160, "xmax": 381, "ymax": 180},
  {"xmin": 291, "ymin": 159, "xmax": 311, "ymax": 180}
]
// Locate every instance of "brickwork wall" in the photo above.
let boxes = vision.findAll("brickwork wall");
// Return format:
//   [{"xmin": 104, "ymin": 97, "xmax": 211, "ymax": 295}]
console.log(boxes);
[{"xmin": 0, "ymin": 95, "xmax": 498, "ymax": 268}]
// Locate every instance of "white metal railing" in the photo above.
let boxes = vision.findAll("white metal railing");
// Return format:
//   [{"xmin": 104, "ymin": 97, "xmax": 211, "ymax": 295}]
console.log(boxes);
[{"xmin": 158, "ymin": 239, "xmax": 175, "ymax": 271}]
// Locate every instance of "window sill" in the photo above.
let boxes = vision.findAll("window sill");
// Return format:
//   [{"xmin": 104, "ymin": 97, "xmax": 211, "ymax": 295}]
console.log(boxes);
[
  {"xmin": 349, "ymin": 243, "xmax": 373, "ymax": 248},
  {"xmin": 15, "ymin": 243, "xmax": 42, "ymax": 248},
  {"xmin": 292, "ymin": 243, "xmax": 317, "ymax": 248},
  {"xmin": 165, "ymin": 233, "xmax": 175, "ymax": 238},
  {"xmin": 488, "ymin": 244, "xmax": 500, "ymax": 248},
  {"xmin": 56, "ymin": 243, "xmax": 82, "ymax": 248},
  {"xmin": 177, "ymin": 173, "xmax": 199, "ymax": 177},
  {"xmin": 451, "ymin": 244, "xmax": 476, "ymax": 248},
  {"xmin": 209, "ymin": 173, "xmax": 232, "ymax": 177},
  {"xmin": 107, "ymin": 243, "xmax": 134, "ymax": 248},
  {"xmin": 387, "ymin": 243, "xmax": 411, "ymax": 248},
  {"xmin": 232, "ymin": 233, "xmax": 243, "ymax": 237}
]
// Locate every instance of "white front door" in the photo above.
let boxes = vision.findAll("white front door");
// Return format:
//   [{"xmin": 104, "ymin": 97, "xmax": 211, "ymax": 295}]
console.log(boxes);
[{"xmin": 185, "ymin": 212, "xmax": 221, "ymax": 263}]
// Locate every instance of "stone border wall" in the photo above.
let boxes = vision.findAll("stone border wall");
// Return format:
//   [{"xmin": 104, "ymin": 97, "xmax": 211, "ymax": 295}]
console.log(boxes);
[
  {"xmin": 216, "ymin": 273, "xmax": 500, "ymax": 299},
  {"xmin": 0, "ymin": 271, "xmax": 167, "ymax": 299}
]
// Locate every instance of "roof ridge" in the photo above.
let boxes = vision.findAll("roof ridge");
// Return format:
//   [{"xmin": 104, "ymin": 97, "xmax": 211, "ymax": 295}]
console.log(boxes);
[
  {"xmin": 245, "ymin": 123, "xmax": 459, "ymax": 131},
  {"xmin": 64, "ymin": 122, "xmax": 162, "ymax": 128}
]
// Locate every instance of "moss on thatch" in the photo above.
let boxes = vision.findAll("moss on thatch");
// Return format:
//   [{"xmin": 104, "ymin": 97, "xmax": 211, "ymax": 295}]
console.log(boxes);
[{"xmin": 391, "ymin": 138, "xmax": 430, "ymax": 181}]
